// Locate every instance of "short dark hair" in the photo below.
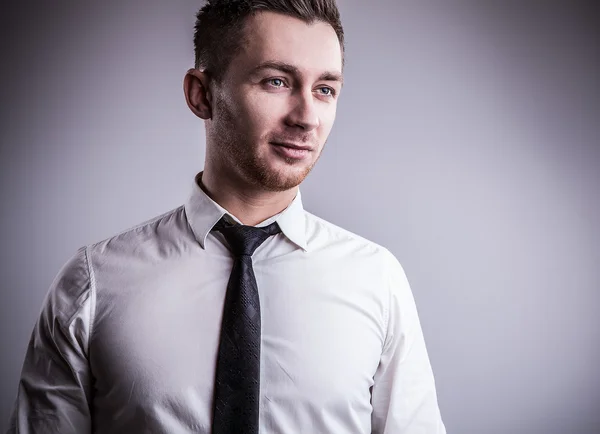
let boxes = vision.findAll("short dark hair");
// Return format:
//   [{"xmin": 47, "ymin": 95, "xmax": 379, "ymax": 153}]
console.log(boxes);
[{"xmin": 193, "ymin": 0, "xmax": 345, "ymax": 82}]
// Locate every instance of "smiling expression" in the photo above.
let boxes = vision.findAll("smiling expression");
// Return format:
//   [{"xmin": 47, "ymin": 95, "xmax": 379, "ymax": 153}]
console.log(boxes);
[{"xmin": 205, "ymin": 11, "xmax": 344, "ymax": 192}]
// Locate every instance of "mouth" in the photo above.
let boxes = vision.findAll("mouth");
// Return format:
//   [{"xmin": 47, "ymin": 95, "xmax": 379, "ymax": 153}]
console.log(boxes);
[
  {"xmin": 270, "ymin": 142, "xmax": 312, "ymax": 160},
  {"xmin": 270, "ymin": 142, "xmax": 313, "ymax": 151}
]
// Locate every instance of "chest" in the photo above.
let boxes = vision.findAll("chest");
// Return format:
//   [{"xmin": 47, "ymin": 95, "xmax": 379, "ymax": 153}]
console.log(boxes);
[{"xmin": 89, "ymin": 253, "xmax": 386, "ymax": 421}]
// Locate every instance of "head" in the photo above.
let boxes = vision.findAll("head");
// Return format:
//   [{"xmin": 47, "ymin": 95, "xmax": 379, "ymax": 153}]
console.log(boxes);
[{"xmin": 184, "ymin": 0, "xmax": 344, "ymax": 192}]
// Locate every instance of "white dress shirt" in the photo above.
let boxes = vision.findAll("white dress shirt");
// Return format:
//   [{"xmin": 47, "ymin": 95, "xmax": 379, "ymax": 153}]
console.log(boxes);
[{"xmin": 8, "ymin": 173, "xmax": 446, "ymax": 433}]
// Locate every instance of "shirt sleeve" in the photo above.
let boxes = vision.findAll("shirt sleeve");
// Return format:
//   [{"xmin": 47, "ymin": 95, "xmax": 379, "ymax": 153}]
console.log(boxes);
[
  {"xmin": 7, "ymin": 247, "xmax": 95, "ymax": 433},
  {"xmin": 371, "ymin": 251, "xmax": 446, "ymax": 434}
]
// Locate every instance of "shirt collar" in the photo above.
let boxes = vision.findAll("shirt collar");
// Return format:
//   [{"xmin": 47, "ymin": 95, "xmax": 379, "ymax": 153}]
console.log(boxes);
[{"xmin": 184, "ymin": 172, "xmax": 309, "ymax": 252}]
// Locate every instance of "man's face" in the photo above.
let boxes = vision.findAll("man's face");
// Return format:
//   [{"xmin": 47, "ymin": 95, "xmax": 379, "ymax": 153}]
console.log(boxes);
[{"xmin": 206, "ymin": 11, "xmax": 343, "ymax": 192}]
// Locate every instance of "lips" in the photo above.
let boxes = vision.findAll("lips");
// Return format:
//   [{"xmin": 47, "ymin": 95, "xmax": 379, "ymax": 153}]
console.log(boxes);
[
  {"xmin": 270, "ymin": 142, "xmax": 312, "ymax": 160},
  {"xmin": 271, "ymin": 142, "xmax": 312, "ymax": 151}
]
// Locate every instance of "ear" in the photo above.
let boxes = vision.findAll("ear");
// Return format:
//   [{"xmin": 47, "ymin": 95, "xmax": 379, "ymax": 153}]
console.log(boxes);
[{"xmin": 184, "ymin": 68, "xmax": 213, "ymax": 119}]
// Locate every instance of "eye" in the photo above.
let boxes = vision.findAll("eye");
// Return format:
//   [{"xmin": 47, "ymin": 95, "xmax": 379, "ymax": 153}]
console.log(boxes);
[
  {"xmin": 317, "ymin": 86, "xmax": 336, "ymax": 97},
  {"xmin": 266, "ymin": 78, "xmax": 286, "ymax": 88}
]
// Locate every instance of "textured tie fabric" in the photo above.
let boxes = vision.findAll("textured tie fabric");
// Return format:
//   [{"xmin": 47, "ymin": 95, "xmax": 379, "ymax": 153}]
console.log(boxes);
[{"xmin": 211, "ymin": 217, "xmax": 282, "ymax": 434}]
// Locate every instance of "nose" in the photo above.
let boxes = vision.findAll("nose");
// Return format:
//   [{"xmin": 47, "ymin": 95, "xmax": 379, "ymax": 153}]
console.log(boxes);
[{"xmin": 285, "ymin": 89, "xmax": 320, "ymax": 131}]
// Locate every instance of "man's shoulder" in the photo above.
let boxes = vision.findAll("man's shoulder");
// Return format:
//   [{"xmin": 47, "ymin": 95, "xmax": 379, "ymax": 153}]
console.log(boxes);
[
  {"xmin": 86, "ymin": 205, "xmax": 189, "ymax": 256},
  {"xmin": 303, "ymin": 210, "xmax": 393, "ymax": 259}
]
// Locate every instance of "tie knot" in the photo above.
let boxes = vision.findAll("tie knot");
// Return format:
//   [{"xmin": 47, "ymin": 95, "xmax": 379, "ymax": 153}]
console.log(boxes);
[{"xmin": 213, "ymin": 217, "xmax": 281, "ymax": 257}]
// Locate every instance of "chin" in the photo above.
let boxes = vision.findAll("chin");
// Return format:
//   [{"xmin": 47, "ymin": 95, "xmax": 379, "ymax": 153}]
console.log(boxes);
[
  {"xmin": 236, "ymin": 146, "xmax": 321, "ymax": 192},
  {"xmin": 252, "ymin": 163, "xmax": 313, "ymax": 192}
]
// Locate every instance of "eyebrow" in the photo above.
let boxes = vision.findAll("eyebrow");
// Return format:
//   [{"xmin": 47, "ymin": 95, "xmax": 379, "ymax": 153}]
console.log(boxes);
[{"xmin": 250, "ymin": 60, "xmax": 344, "ymax": 85}]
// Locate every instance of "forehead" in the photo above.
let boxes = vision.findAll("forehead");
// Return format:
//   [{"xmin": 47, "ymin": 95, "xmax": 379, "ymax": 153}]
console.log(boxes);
[{"xmin": 234, "ymin": 11, "xmax": 343, "ymax": 77}]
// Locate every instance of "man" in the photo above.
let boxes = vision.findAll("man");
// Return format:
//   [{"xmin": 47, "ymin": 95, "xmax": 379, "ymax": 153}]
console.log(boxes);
[{"xmin": 8, "ymin": 0, "xmax": 446, "ymax": 432}]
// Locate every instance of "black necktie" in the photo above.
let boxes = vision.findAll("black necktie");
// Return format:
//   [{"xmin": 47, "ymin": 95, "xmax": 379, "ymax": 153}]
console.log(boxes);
[{"xmin": 211, "ymin": 216, "xmax": 281, "ymax": 434}]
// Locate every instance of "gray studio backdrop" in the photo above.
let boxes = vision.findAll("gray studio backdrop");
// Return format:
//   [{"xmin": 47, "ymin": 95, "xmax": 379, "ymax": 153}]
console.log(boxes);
[{"xmin": 1, "ymin": 1, "xmax": 598, "ymax": 433}]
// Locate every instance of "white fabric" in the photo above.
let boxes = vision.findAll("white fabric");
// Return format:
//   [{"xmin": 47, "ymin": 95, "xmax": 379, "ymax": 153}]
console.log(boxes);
[{"xmin": 8, "ymin": 173, "xmax": 446, "ymax": 433}]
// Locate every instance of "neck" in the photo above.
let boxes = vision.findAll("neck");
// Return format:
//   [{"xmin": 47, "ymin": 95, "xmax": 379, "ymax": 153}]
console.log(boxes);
[{"xmin": 199, "ymin": 169, "xmax": 297, "ymax": 227}]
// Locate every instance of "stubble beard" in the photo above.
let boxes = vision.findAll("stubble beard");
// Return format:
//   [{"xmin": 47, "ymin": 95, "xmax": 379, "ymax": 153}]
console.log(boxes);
[{"xmin": 212, "ymin": 94, "xmax": 323, "ymax": 192}]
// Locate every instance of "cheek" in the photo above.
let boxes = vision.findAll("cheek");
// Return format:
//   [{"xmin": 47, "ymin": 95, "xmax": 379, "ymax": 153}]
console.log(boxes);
[
  {"xmin": 240, "ymin": 93, "xmax": 282, "ymax": 135},
  {"xmin": 318, "ymin": 104, "xmax": 337, "ymax": 136}
]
